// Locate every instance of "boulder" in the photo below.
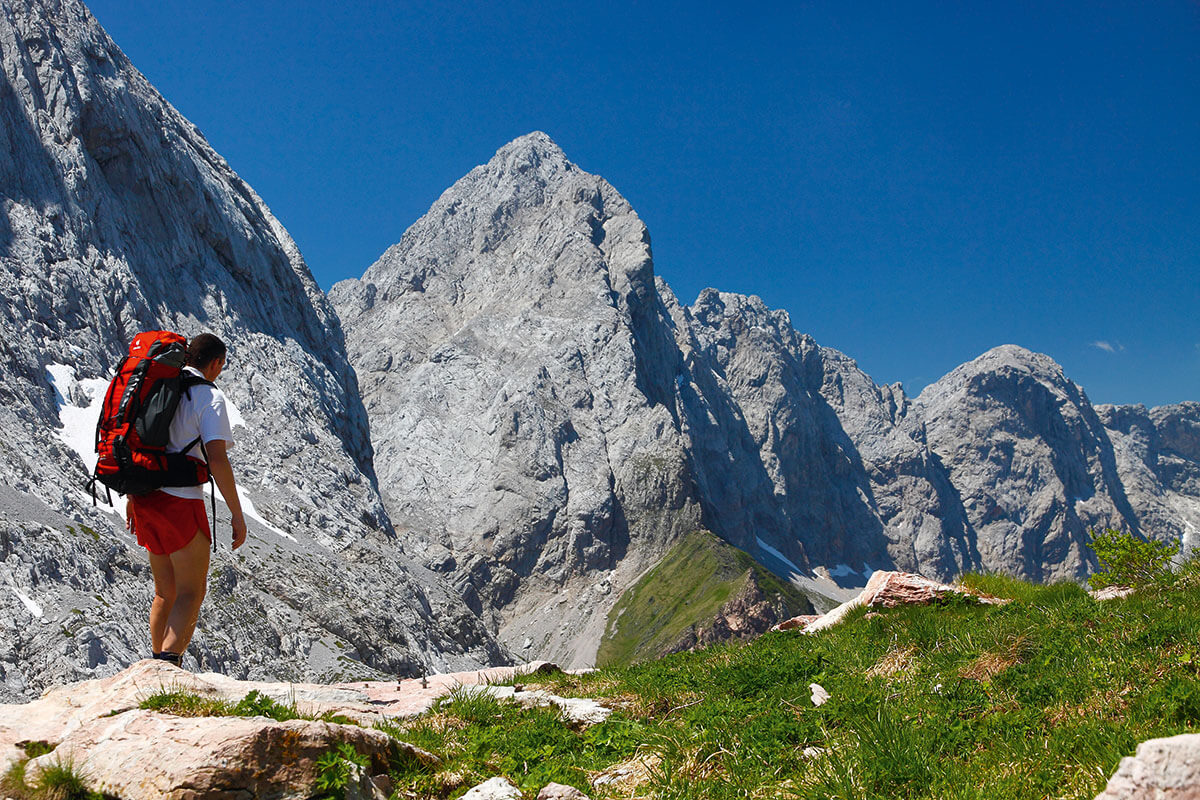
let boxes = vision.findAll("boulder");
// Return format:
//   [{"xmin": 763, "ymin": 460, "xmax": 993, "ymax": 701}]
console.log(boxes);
[
  {"xmin": 538, "ymin": 782, "xmax": 592, "ymax": 799},
  {"xmin": 778, "ymin": 571, "xmax": 1007, "ymax": 635},
  {"xmin": 457, "ymin": 685, "xmax": 612, "ymax": 727},
  {"xmin": 24, "ymin": 710, "xmax": 395, "ymax": 800},
  {"xmin": 773, "ymin": 615, "xmax": 823, "ymax": 632},
  {"xmin": 461, "ymin": 776, "xmax": 523, "ymax": 800},
  {"xmin": 1089, "ymin": 586, "xmax": 1136, "ymax": 601},
  {"xmin": 1095, "ymin": 734, "xmax": 1200, "ymax": 799}
]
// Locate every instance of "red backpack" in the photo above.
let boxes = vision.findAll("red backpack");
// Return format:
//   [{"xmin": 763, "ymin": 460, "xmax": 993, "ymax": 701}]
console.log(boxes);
[{"xmin": 89, "ymin": 331, "xmax": 215, "ymax": 501}]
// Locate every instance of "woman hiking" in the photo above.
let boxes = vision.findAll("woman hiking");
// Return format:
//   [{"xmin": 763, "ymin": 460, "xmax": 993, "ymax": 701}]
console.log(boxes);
[{"xmin": 126, "ymin": 333, "xmax": 247, "ymax": 667}]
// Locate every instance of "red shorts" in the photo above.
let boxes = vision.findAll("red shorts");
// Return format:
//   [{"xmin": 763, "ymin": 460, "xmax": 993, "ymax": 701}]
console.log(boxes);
[{"xmin": 127, "ymin": 492, "xmax": 211, "ymax": 555}]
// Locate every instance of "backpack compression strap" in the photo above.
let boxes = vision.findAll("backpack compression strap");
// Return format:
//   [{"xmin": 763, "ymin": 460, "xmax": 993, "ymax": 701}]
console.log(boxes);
[
  {"xmin": 186, "ymin": 437, "xmax": 218, "ymax": 553},
  {"xmin": 181, "ymin": 375, "xmax": 218, "ymax": 551}
]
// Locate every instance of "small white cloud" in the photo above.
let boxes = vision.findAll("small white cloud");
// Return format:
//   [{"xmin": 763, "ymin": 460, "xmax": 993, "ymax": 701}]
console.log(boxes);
[{"xmin": 1091, "ymin": 341, "xmax": 1124, "ymax": 354}]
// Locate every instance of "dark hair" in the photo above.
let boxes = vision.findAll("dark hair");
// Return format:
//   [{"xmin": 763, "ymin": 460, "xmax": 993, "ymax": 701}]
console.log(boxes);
[{"xmin": 186, "ymin": 333, "xmax": 227, "ymax": 369}]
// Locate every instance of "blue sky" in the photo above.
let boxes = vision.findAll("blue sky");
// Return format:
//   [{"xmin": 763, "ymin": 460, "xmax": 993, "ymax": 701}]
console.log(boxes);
[{"xmin": 87, "ymin": 0, "xmax": 1199, "ymax": 407}]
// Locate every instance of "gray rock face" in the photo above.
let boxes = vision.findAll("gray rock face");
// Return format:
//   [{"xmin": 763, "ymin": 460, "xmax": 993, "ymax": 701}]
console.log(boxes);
[
  {"xmin": 335, "ymin": 133, "xmax": 1200, "ymax": 664},
  {"xmin": 1095, "ymin": 401, "xmax": 1200, "ymax": 558},
  {"xmin": 913, "ymin": 346, "xmax": 1139, "ymax": 581},
  {"xmin": 0, "ymin": 0, "xmax": 505, "ymax": 700},
  {"xmin": 331, "ymin": 133, "xmax": 703, "ymax": 666}
]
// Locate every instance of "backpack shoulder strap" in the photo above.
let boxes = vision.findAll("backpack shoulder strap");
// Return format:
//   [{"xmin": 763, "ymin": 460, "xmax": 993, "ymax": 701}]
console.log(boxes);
[{"xmin": 181, "ymin": 374, "xmax": 216, "ymax": 398}]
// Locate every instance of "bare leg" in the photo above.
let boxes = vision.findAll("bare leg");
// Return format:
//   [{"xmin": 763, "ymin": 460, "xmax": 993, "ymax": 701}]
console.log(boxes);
[
  {"xmin": 147, "ymin": 551, "xmax": 177, "ymax": 653},
  {"xmin": 160, "ymin": 530, "xmax": 211, "ymax": 656}
]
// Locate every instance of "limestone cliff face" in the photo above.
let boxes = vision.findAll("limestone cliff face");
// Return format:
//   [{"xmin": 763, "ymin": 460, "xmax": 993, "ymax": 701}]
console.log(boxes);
[
  {"xmin": 336, "ymin": 134, "xmax": 1200, "ymax": 665},
  {"xmin": 1095, "ymin": 401, "xmax": 1200, "ymax": 557},
  {"xmin": 0, "ymin": 0, "xmax": 505, "ymax": 700},
  {"xmin": 331, "ymin": 133, "xmax": 703, "ymax": 666},
  {"xmin": 911, "ymin": 346, "xmax": 1138, "ymax": 581}
]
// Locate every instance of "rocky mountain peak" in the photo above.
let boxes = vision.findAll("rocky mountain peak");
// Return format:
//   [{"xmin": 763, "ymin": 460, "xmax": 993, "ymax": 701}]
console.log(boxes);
[
  {"xmin": 331, "ymin": 131, "xmax": 650, "ymax": 322},
  {"xmin": 488, "ymin": 130, "xmax": 573, "ymax": 179},
  {"xmin": 916, "ymin": 344, "xmax": 1074, "ymax": 408}
]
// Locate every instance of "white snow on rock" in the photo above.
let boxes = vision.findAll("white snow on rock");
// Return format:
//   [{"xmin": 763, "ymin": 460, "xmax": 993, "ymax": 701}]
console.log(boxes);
[
  {"xmin": 46, "ymin": 364, "xmax": 109, "ymax": 474},
  {"xmin": 9, "ymin": 586, "xmax": 44, "ymax": 620},
  {"xmin": 756, "ymin": 537, "xmax": 803, "ymax": 578}
]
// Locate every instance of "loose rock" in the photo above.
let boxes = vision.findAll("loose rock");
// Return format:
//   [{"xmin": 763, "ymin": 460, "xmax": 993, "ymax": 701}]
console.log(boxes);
[
  {"xmin": 538, "ymin": 782, "xmax": 592, "ymax": 799},
  {"xmin": 461, "ymin": 776, "xmax": 523, "ymax": 800},
  {"xmin": 1095, "ymin": 733, "xmax": 1200, "ymax": 800}
]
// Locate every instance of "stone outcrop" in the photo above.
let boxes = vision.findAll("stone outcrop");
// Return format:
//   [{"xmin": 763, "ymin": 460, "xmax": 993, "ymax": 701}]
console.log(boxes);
[
  {"xmin": 462, "ymin": 777, "xmax": 524, "ymax": 800},
  {"xmin": 25, "ymin": 712, "xmax": 400, "ymax": 800},
  {"xmin": 538, "ymin": 783, "xmax": 593, "ymax": 800},
  {"xmin": 0, "ymin": 0, "xmax": 505, "ymax": 700},
  {"xmin": 773, "ymin": 570, "xmax": 1008, "ymax": 635},
  {"xmin": 1095, "ymin": 733, "xmax": 1200, "ymax": 800},
  {"xmin": 663, "ymin": 570, "xmax": 790, "ymax": 656},
  {"xmin": 0, "ymin": 659, "xmax": 609, "ymax": 798}
]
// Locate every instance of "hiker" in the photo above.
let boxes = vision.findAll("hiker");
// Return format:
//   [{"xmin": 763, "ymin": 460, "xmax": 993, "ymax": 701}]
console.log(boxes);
[{"xmin": 125, "ymin": 333, "xmax": 247, "ymax": 667}]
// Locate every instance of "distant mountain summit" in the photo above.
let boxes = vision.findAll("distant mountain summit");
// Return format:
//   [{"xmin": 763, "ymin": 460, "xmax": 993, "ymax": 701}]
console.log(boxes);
[
  {"xmin": 334, "ymin": 132, "xmax": 1200, "ymax": 665},
  {"xmin": 0, "ymin": 0, "xmax": 504, "ymax": 699}
]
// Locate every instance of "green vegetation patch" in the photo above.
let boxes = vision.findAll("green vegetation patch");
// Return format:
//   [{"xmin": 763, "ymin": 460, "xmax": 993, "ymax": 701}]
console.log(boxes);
[
  {"xmin": 378, "ymin": 686, "xmax": 645, "ymax": 798},
  {"xmin": 597, "ymin": 529, "xmax": 813, "ymax": 667},
  {"xmin": 427, "ymin": 543, "xmax": 1199, "ymax": 800},
  {"xmin": 138, "ymin": 688, "xmax": 352, "ymax": 724},
  {"xmin": 1, "ymin": 757, "xmax": 118, "ymax": 800}
]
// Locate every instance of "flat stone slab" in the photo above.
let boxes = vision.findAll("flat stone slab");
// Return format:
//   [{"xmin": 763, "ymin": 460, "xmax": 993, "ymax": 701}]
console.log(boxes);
[{"xmin": 0, "ymin": 658, "xmax": 608, "ymax": 798}]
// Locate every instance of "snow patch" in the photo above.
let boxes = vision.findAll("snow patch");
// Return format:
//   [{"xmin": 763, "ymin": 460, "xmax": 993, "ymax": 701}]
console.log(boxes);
[
  {"xmin": 45, "ymin": 363, "xmax": 109, "ymax": 474},
  {"xmin": 828, "ymin": 564, "xmax": 858, "ymax": 578},
  {"xmin": 46, "ymin": 364, "xmax": 126, "ymax": 514},
  {"xmin": 225, "ymin": 395, "xmax": 247, "ymax": 429},
  {"xmin": 204, "ymin": 482, "xmax": 296, "ymax": 542},
  {"xmin": 756, "ymin": 537, "xmax": 803, "ymax": 579},
  {"xmin": 10, "ymin": 586, "xmax": 43, "ymax": 619}
]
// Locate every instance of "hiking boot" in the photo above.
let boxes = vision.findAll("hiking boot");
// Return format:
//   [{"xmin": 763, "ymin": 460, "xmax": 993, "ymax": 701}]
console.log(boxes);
[{"xmin": 152, "ymin": 651, "xmax": 183, "ymax": 667}]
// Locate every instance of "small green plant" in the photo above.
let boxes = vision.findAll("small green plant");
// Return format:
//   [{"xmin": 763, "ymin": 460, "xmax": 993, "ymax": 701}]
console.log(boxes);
[
  {"xmin": 231, "ymin": 690, "xmax": 299, "ymax": 721},
  {"xmin": 33, "ymin": 759, "xmax": 110, "ymax": 800},
  {"xmin": 313, "ymin": 742, "xmax": 368, "ymax": 799},
  {"xmin": 1, "ymin": 760, "xmax": 28, "ymax": 797},
  {"xmin": 432, "ymin": 686, "xmax": 505, "ymax": 724},
  {"xmin": 139, "ymin": 689, "xmax": 230, "ymax": 717},
  {"xmin": 21, "ymin": 742, "xmax": 56, "ymax": 758},
  {"xmin": 1087, "ymin": 527, "xmax": 1179, "ymax": 589},
  {"xmin": 139, "ymin": 688, "xmax": 323, "ymax": 724}
]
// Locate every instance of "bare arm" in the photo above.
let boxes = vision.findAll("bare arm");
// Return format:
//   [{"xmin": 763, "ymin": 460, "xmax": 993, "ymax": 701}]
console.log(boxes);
[{"xmin": 205, "ymin": 439, "xmax": 247, "ymax": 549}]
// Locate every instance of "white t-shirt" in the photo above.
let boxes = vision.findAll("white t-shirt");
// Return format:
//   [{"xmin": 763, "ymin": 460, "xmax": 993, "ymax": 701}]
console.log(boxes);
[{"xmin": 162, "ymin": 366, "xmax": 235, "ymax": 500}]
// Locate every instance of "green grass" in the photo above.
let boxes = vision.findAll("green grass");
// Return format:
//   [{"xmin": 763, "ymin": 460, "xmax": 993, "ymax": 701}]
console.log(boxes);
[
  {"xmin": 597, "ymin": 530, "xmax": 814, "ymax": 667},
  {"xmin": 378, "ymin": 687, "xmax": 647, "ymax": 797},
  {"xmin": 1, "ymin": 757, "xmax": 116, "ymax": 800},
  {"xmin": 384, "ymin": 570, "xmax": 1200, "ymax": 799},
  {"xmin": 138, "ymin": 688, "xmax": 353, "ymax": 724}
]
